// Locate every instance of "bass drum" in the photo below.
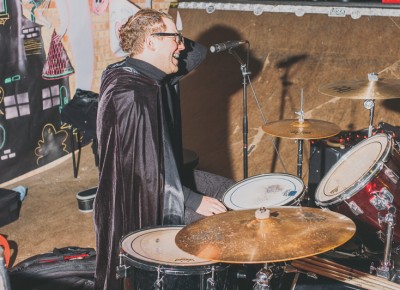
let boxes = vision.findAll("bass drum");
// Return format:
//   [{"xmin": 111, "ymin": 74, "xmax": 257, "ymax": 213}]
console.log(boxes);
[
  {"xmin": 315, "ymin": 133, "xmax": 400, "ymax": 246},
  {"xmin": 223, "ymin": 173, "xmax": 305, "ymax": 210},
  {"xmin": 119, "ymin": 226, "xmax": 234, "ymax": 290}
]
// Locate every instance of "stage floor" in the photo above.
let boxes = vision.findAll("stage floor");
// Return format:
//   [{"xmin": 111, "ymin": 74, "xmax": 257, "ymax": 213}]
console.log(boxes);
[{"xmin": 0, "ymin": 144, "xmax": 98, "ymax": 268}]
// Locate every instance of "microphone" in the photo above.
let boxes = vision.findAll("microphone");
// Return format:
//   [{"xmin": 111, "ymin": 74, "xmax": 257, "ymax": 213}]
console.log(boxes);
[{"xmin": 209, "ymin": 40, "xmax": 248, "ymax": 53}]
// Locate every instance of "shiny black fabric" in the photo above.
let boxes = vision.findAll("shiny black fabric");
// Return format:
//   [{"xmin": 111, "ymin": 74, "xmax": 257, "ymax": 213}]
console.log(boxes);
[
  {"xmin": 94, "ymin": 66, "xmax": 165, "ymax": 290},
  {"xmin": 94, "ymin": 39, "xmax": 208, "ymax": 290}
]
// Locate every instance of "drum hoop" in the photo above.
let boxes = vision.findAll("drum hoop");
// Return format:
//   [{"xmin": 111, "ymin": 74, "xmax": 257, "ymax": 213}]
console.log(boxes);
[
  {"xmin": 119, "ymin": 253, "xmax": 228, "ymax": 275},
  {"xmin": 222, "ymin": 173, "xmax": 305, "ymax": 210},
  {"xmin": 316, "ymin": 134, "xmax": 392, "ymax": 206},
  {"xmin": 119, "ymin": 225, "xmax": 225, "ymax": 273}
]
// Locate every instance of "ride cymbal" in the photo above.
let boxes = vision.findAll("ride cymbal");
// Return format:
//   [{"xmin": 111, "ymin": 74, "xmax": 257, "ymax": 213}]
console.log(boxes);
[
  {"xmin": 262, "ymin": 119, "xmax": 341, "ymax": 140},
  {"xmin": 319, "ymin": 78, "xmax": 400, "ymax": 100},
  {"xmin": 176, "ymin": 207, "xmax": 356, "ymax": 264}
]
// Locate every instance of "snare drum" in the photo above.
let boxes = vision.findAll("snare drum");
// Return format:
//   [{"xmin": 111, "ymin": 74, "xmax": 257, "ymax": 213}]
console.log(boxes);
[
  {"xmin": 118, "ymin": 226, "xmax": 232, "ymax": 290},
  {"xmin": 315, "ymin": 133, "xmax": 400, "ymax": 244},
  {"xmin": 222, "ymin": 173, "xmax": 305, "ymax": 210}
]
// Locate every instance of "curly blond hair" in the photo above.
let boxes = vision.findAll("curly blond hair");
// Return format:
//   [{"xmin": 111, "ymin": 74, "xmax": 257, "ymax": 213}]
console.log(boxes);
[{"xmin": 119, "ymin": 9, "xmax": 174, "ymax": 56}]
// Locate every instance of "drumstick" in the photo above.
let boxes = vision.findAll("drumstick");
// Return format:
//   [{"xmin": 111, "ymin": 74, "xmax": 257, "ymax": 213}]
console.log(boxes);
[
  {"xmin": 306, "ymin": 256, "xmax": 399, "ymax": 288},
  {"xmin": 304, "ymin": 261, "xmax": 398, "ymax": 289},
  {"xmin": 291, "ymin": 259, "xmax": 400, "ymax": 290},
  {"xmin": 300, "ymin": 257, "xmax": 400, "ymax": 290},
  {"xmin": 291, "ymin": 260, "xmax": 394, "ymax": 290},
  {"xmin": 305, "ymin": 256, "xmax": 400, "ymax": 289},
  {"xmin": 291, "ymin": 260, "xmax": 381, "ymax": 290}
]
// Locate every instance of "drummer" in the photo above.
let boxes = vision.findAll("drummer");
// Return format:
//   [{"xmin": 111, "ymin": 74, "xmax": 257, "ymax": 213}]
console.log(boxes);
[{"xmin": 93, "ymin": 9, "xmax": 235, "ymax": 290}]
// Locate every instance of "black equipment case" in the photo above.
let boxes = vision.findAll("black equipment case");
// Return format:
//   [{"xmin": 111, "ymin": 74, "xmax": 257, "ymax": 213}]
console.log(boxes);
[{"xmin": 0, "ymin": 188, "xmax": 21, "ymax": 227}]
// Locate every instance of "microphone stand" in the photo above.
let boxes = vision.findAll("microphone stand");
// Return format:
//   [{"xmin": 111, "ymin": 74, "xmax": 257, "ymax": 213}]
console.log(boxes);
[{"xmin": 229, "ymin": 47, "xmax": 251, "ymax": 179}]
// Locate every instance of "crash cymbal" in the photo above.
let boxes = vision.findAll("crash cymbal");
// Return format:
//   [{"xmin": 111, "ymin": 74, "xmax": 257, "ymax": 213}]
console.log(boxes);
[
  {"xmin": 262, "ymin": 119, "xmax": 341, "ymax": 140},
  {"xmin": 319, "ymin": 78, "xmax": 400, "ymax": 99},
  {"xmin": 176, "ymin": 207, "xmax": 356, "ymax": 264}
]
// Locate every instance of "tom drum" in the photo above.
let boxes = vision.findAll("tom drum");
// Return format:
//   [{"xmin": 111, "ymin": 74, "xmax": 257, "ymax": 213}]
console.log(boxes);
[
  {"xmin": 222, "ymin": 173, "xmax": 305, "ymax": 210},
  {"xmin": 315, "ymin": 133, "xmax": 400, "ymax": 245}
]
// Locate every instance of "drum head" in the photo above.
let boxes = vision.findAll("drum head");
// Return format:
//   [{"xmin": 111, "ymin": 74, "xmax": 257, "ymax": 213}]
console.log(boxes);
[
  {"xmin": 315, "ymin": 134, "xmax": 390, "ymax": 206},
  {"xmin": 223, "ymin": 174, "xmax": 305, "ymax": 210},
  {"xmin": 121, "ymin": 226, "xmax": 214, "ymax": 268}
]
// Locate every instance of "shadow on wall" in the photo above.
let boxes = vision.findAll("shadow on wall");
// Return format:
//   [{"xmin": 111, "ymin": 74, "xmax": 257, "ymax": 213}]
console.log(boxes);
[
  {"xmin": 269, "ymin": 54, "xmax": 309, "ymax": 173},
  {"xmin": 180, "ymin": 24, "xmax": 263, "ymax": 179},
  {"xmin": 382, "ymin": 99, "xmax": 400, "ymax": 114}
]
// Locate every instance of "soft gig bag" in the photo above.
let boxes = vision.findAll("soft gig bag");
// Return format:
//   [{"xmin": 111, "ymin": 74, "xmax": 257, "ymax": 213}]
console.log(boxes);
[{"xmin": 9, "ymin": 247, "xmax": 96, "ymax": 290}]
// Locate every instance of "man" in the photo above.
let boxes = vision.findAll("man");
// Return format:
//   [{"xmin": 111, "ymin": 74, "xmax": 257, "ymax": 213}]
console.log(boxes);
[{"xmin": 94, "ymin": 9, "xmax": 235, "ymax": 290}]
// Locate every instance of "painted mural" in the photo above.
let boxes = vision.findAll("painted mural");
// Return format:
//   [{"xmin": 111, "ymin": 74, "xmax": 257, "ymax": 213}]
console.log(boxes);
[{"xmin": 0, "ymin": 0, "xmax": 71, "ymax": 183}]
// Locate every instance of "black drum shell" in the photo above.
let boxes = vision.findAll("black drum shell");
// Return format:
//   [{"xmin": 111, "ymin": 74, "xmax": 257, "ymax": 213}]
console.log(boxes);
[
  {"xmin": 119, "ymin": 225, "xmax": 235, "ymax": 290},
  {"xmin": 120, "ymin": 253, "xmax": 233, "ymax": 290}
]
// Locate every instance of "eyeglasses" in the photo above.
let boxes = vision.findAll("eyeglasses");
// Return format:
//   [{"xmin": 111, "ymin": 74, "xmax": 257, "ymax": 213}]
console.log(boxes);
[{"xmin": 150, "ymin": 32, "xmax": 184, "ymax": 44}]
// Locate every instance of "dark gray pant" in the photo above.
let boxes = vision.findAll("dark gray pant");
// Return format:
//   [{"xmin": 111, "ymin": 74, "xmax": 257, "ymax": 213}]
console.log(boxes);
[{"xmin": 184, "ymin": 169, "xmax": 236, "ymax": 225}]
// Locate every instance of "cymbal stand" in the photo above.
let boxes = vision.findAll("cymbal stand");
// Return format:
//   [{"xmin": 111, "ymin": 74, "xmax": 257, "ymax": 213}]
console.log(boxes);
[
  {"xmin": 296, "ymin": 140, "xmax": 304, "ymax": 179},
  {"xmin": 295, "ymin": 89, "xmax": 305, "ymax": 179},
  {"xmin": 364, "ymin": 73, "xmax": 378, "ymax": 138},
  {"xmin": 229, "ymin": 48, "xmax": 251, "ymax": 179},
  {"xmin": 364, "ymin": 99, "xmax": 375, "ymax": 138},
  {"xmin": 253, "ymin": 264, "xmax": 274, "ymax": 290},
  {"xmin": 371, "ymin": 204, "xmax": 396, "ymax": 280}
]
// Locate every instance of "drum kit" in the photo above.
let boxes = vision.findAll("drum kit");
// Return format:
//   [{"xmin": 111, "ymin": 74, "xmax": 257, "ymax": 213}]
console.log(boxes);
[{"xmin": 117, "ymin": 74, "xmax": 400, "ymax": 290}]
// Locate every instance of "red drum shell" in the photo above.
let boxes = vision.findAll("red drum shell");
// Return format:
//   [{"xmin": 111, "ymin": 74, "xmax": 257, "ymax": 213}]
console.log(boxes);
[{"xmin": 315, "ymin": 134, "xmax": 400, "ymax": 244}]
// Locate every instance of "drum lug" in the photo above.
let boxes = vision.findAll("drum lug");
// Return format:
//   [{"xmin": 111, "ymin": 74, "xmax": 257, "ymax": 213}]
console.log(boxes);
[
  {"xmin": 392, "ymin": 244, "xmax": 400, "ymax": 255},
  {"xmin": 370, "ymin": 188, "xmax": 394, "ymax": 212},
  {"xmin": 376, "ymin": 230, "xmax": 385, "ymax": 241},
  {"xmin": 117, "ymin": 254, "xmax": 132, "ymax": 279},
  {"xmin": 116, "ymin": 264, "xmax": 131, "ymax": 279},
  {"xmin": 206, "ymin": 266, "xmax": 216, "ymax": 290},
  {"xmin": 344, "ymin": 200, "xmax": 364, "ymax": 216},
  {"xmin": 383, "ymin": 163, "xmax": 399, "ymax": 185},
  {"xmin": 252, "ymin": 264, "xmax": 274, "ymax": 290},
  {"xmin": 153, "ymin": 266, "xmax": 165, "ymax": 290}
]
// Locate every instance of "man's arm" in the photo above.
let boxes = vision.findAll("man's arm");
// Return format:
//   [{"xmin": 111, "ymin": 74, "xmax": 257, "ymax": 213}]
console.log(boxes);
[
  {"xmin": 183, "ymin": 185, "xmax": 226, "ymax": 216},
  {"xmin": 169, "ymin": 38, "xmax": 208, "ymax": 85}
]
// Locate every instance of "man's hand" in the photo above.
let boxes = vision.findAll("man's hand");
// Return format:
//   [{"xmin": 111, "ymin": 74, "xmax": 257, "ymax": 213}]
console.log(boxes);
[{"xmin": 195, "ymin": 196, "xmax": 227, "ymax": 216}]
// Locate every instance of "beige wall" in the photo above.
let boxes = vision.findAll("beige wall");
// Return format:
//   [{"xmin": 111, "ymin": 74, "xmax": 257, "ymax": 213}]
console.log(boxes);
[{"xmin": 172, "ymin": 8, "xmax": 400, "ymax": 183}]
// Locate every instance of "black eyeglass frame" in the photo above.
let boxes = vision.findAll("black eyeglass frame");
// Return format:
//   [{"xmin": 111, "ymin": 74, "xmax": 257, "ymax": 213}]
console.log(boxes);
[{"xmin": 150, "ymin": 32, "xmax": 184, "ymax": 44}]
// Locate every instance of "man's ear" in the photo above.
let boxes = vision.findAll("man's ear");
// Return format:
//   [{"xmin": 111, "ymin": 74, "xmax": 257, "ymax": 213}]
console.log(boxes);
[{"xmin": 144, "ymin": 36, "xmax": 156, "ymax": 51}]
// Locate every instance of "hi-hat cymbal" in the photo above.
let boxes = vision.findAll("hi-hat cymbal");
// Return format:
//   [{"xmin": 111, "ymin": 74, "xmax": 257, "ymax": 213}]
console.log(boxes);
[
  {"xmin": 319, "ymin": 78, "xmax": 400, "ymax": 99},
  {"xmin": 175, "ymin": 207, "xmax": 356, "ymax": 264},
  {"xmin": 262, "ymin": 119, "xmax": 341, "ymax": 140}
]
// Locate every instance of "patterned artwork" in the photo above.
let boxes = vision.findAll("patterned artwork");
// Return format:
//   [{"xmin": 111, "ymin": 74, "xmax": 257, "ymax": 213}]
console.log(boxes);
[
  {"xmin": 24, "ymin": 0, "xmax": 51, "ymax": 27},
  {"xmin": 0, "ymin": 0, "xmax": 10, "ymax": 25},
  {"xmin": 34, "ymin": 123, "xmax": 68, "ymax": 166},
  {"xmin": 0, "ymin": 0, "xmax": 72, "ymax": 183},
  {"xmin": 42, "ymin": 29, "xmax": 75, "ymax": 79},
  {"xmin": 91, "ymin": 0, "xmax": 109, "ymax": 15}
]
